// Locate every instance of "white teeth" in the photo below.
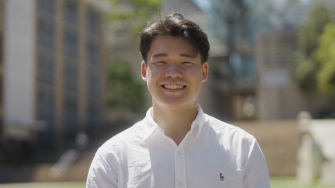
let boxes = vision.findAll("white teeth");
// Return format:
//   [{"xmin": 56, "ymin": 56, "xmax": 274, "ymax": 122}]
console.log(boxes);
[{"xmin": 164, "ymin": 85, "xmax": 184, "ymax": 89}]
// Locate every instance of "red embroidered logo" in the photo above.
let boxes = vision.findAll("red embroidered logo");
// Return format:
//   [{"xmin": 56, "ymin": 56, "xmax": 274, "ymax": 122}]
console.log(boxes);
[{"xmin": 220, "ymin": 173, "xmax": 224, "ymax": 181}]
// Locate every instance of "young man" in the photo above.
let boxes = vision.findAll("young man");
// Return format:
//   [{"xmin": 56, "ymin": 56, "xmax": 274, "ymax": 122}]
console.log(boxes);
[{"xmin": 87, "ymin": 13, "xmax": 270, "ymax": 188}]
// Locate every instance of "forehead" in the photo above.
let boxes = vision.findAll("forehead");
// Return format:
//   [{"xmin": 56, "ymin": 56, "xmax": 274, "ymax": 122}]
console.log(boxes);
[{"xmin": 147, "ymin": 36, "xmax": 198, "ymax": 60}]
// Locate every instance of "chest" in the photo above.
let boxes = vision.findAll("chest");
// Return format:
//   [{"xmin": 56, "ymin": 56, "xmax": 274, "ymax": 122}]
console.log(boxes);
[{"xmin": 121, "ymin": 140, "xmax": 243, "ymax": 188}]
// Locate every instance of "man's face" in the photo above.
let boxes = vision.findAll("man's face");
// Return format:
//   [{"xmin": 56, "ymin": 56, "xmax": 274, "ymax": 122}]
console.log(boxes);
[{"xmin": 141, "ymin": 36, "xmax": 208, "ymax": 109}]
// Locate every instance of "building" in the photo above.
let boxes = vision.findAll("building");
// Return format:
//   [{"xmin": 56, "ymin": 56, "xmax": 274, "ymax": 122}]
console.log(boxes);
[
  {"xmin": 1, "ymin": 0, "xmax": 108, "ymax": 148},
  {"xmin": 0, "ymin": 0, "xmax": 4, "ymax": 133},
  {"xmin": 256, "ymin": 28, "xmax": 335, "ymax": 120},
  {"xmin": 255, "ymin": 0, "xmax": 335, "ymax": 120},
  {"xmin": 188, "ymin": 0, "xmax": 272, "ymax": 121},
  {"xmin": 191, "ymin": 0, "xmax": 335, "ymax": 120}
]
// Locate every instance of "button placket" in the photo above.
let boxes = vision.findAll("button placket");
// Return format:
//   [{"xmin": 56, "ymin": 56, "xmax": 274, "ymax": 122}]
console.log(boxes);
[{"xmin": 175, "ymin": 143, "xmax": 187, "ymax": 188}]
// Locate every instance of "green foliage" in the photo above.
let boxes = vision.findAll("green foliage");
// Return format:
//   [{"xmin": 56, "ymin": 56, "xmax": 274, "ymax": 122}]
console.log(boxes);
[
  {"xmin": 292, "ymin": 3, "xmax": 332, "ymax": 91},
  {"xmin": 106, "ymin": 61, "xmax": 146, "ymax": 113},
  {"xmin": 297, "ymin": 4, "xmax": 331, "ymax": 55},
  {"xmin": 314, "ymin": 23, "xmax": 335, "ymax": 95},
  {"xmin": 107, "ymin": 0, "xmax": 161, "ymax": 35},
  {"xmin": 292, "ymin": 50, "xmax": 318, "ymax": 90}
]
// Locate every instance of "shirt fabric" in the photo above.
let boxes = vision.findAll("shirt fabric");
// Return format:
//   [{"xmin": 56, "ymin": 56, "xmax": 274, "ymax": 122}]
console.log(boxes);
[{"xmin": 86, "ymin": 105, "xmax": 270, "ymax": 188}]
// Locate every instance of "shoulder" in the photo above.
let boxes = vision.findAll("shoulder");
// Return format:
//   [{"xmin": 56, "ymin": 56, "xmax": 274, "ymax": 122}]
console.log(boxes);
[
  {"xmin": 203, "ymin": 114, "xmax": 262, "ymax": 164},
  {"xmin": 204, "ymin": 114, "xmax": 256, "ymax": 144},
  {"xmin": 96, "ymin": 120, "xmax": 146, "ymax": 157}
]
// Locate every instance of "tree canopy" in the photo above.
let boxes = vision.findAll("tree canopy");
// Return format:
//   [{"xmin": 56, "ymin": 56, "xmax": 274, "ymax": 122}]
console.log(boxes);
[
  {"xmin": 107, "ymin": 0, "xmax": 161, "ymax": 35},
  {"xmin": 106, "ymin": 61, "xmax": 146, "ymax": 113},
  {"xmin": 105, "ymin": 0, "xmax": 161, "ymax": 115},
  {"xmin": 206, "ymin": 0, "xmax": 270, "ymax": 51},
  {"xmin": 314, "ymin": 23, "xmax": 335, "ymax": 95},
  {"xmin": 293, "ymin": 3, "xmax": 335, "ymax": 96}
]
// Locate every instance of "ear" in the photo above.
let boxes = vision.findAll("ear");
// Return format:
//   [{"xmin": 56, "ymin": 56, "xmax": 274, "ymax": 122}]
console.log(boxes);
[
  {"xmin": 202, "ymin": 62, "xmax": 209, "ymax": 82},
  {"xmin": 141, "ymin": 61, "xmax": 147, "ymax": 82}
]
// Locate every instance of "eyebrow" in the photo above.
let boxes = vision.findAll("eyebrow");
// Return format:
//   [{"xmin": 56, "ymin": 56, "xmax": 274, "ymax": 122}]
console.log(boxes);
[
  {"xmin": 152, "ymin": 53, "xmax": 196, "ymax": 59},
  {"xmin": 180, "ymin": 53, "xmax": 196, "ymax": 58},
  {"xmin": 152, "ymin": 53, "xmax": 167, "ymax": 58}
]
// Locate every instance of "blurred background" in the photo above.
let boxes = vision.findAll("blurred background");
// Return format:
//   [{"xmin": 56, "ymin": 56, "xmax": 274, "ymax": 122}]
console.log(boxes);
[{"xmin": 0, "ymin": 0, "xmax": 335, "ymax": 187}]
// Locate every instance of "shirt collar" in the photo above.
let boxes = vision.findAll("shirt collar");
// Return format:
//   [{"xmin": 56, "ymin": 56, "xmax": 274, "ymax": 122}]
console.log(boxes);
[
  {"xmin": 142, "ymin": 107, "xmax": 158, "ymax": 140},
  {"xmin": 142, "ymin": 104, "xmax": 206, "ymax": 140},
  {"xmin": 193, "ymin": 104, "xmax": 206, "ymax": 138}
]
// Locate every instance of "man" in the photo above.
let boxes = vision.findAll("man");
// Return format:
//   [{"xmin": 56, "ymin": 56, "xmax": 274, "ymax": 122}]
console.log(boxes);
[{"xmin": 87, "ymin": 13, "xmax": 270, "ymax": 188}]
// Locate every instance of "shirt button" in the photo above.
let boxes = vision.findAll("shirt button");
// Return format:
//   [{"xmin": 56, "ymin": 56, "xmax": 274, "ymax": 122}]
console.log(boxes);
[
  {"xmin": 178, "ymin": 182, "xmax": 183, "ymax": 187},
  {"xmin": 177, "ymin": 151, "xmax": 181, "ymax": 155}
]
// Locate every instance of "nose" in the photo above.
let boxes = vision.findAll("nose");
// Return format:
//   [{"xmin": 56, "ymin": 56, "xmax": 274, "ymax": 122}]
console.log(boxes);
[{"xmin": 165, "ymin": 63, "xmax": 182, "ymax": 78}]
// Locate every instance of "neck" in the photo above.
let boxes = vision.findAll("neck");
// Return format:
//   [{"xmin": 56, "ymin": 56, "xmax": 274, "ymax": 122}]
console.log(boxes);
[{"xmin": 152, "ymin": 102, "xmax": 198, "ymax": 146}]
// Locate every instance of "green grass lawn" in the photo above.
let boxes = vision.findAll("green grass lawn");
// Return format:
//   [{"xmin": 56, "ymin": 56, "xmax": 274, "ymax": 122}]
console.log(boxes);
[{"xmin": 0, "ymin": 177, "xmax": 334, "ymax": 188}]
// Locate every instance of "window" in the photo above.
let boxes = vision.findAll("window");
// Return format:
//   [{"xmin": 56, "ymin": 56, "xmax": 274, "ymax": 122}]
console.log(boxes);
[
  {"xmin": 0, "ymin": 35, "xmax": 2, "ymax": 64},
  {"xmin": 36, "ymin": 88, "xmax": 55, "ymax": 145},
  {"xmin": 87, "ymin": 103, "xmax": 100, "ymax": 131},
  {"xmin": 229, "ymin": 53, "xmax": 256, "ymax": 79},
  {"xmin": 38, "ymin": 18, "xmax": 55, "ymax": 50},
  {"xmin": 87, "ymin": 7, "xmax": 100, "ymax": 35},
  {"xmin": 38, "ymin": 53, "xmax": 55, "ymax": 85},
  {"xmin": 38, "ymin": 0, "xmax": 55, "ymax": 14},
  {"xmin": 64, "ymin": 0, "xmax": 78, "ymax": 25},
  {"xmin": 63, "ymin": 96, "xmax": 78, "ymax": 134},
  {"xmin": 64, "ymin": 29, "xmax": 78, "ymax": 58},
  {"xmin": 0, "ymin": 77, "xmax": 2, "ymax": 106},
  {"xmin": 87, "ymin": 72, "xmax": 100, "ymax": 99},
  {"xmin": 87, "ymin": 39, "xmax": 100, "ymax": 66},
  {"xmin": 64, "ymin": 60, "xmax": 78, "ymax": 93},
  {"xmin": 37, "ymin": 89, "xmax": 55, "ymax": 125}
]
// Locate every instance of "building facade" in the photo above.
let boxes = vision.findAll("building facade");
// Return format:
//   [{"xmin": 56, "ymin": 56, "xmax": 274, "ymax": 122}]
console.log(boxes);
[
  {"xmin": 1, "ymin": 0, "xmax": 107, "ymax": 147},
  {"xmin": 256, "ymin": 29, "xmax": 335, "ymax": 120},
  {"xmin": 0, "ymin": 0, "xmax": 4, "ymax": 133}
]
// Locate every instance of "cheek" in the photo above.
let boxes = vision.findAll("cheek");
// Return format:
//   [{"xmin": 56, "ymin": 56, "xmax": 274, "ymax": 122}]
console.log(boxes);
[
  {"xmin": 146, "ymin": 68, "xmax": 159, "ymax": 86},
  {"xmin": 183, "ymin": 67, "xmax": 203, "ymax": 81}
]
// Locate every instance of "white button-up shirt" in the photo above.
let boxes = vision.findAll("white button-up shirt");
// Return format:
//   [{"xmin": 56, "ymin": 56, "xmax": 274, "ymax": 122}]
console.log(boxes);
[{"xmin": 87, "ymin": 106, "xmax": 270, "ymax": 188}]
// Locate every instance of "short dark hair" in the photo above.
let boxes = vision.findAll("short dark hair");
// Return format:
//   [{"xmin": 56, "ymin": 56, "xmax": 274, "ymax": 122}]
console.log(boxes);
[{"xmin": 139, "ymin": 13, "xmax": 210, "ymax": 64}]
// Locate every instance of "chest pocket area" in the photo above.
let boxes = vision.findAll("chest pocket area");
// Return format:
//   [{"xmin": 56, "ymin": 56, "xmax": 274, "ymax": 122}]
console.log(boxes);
[{"xmin": 127, "ymin": 149, "xmax": 152, "ymax": 188}]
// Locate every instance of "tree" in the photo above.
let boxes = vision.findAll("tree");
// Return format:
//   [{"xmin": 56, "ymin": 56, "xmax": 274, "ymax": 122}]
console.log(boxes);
[
  {"xmin": 314, "ymin": 23, "xmax": 335, "ymax": 95},
  {"xmin": 106, "ymin": 61, "xmax": 146, "ymax": 113},
  {"xmin": 105, "ymin": 0, "xmax": 161, "ymax": 115},
  {"xmin": 202, "ymin": 0, "xmax": 270, "ymax": 82},
  {"xmin": 209, "ymin": 0, "xmax": 249, "ymax": 53},
  {"xmin": 207, "ymin": 0, "xmax": 270, "ymax": 51},
  {"xmin": 107, "ymin": 0, "xmax": 161, "ymax": 35},
  {"xmin": 292, "ymin": 4, "xmax": 331, "ymax": 91}
]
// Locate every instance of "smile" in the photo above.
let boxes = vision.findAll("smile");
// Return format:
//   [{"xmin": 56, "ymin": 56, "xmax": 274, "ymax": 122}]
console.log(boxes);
[{"xmin": 162, "ymin": 84, "xmax": 185, "ymax": 90}]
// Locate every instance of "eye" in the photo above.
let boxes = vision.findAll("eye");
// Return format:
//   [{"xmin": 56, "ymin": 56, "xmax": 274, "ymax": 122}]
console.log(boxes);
[
  {"xmin": 182, "ymin": 61, "xmax": 192, "ymax": 65},
  {"xmin": 155, "ymin": 61, "xmax": 167, "ymax": 65}
]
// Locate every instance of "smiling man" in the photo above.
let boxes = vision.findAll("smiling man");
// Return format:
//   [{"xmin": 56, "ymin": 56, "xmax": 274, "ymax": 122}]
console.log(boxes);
[{"xmin": 87, "ymin": 13, "xmax": 270, "ymax": 188}]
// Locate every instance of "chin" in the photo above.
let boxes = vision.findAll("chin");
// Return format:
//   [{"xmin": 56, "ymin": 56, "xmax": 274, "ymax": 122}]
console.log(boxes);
[{"xmin": 155, "ymin": 98, "xmax": 197, "ymax": 109}]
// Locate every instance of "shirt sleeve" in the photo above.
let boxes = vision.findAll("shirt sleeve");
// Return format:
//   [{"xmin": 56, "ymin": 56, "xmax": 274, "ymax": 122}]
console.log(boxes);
[
  {"xmin": 242, "ymin": 137, "xmax": 271, "ymax": 188},
  {"xmin": 86, "ymin": 147, "xmax": 119, "ymax": 188}
]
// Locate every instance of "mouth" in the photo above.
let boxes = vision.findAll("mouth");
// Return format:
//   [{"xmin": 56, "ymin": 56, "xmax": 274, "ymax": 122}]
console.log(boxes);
[{"xmin": 162, "ymin": 84, "xmax": 186, "ymax": 90}]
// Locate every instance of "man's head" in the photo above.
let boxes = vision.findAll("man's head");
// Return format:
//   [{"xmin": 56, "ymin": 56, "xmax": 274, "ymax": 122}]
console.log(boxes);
[
  {"xmin": 139, "ymin": 13, "xmax": 210, "ymax": 109},
  {"xmin": 140, "ymin": 13, "xmax": 209, "ymax": 64}
]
